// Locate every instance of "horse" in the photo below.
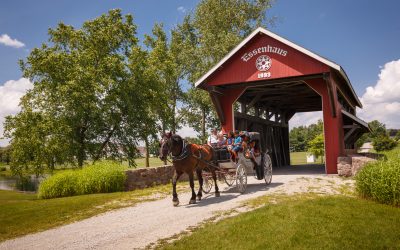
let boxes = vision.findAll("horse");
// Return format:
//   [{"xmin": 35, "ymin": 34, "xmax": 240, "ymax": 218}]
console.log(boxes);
[{"xmin": 159, "ymin": 133, "xmax": 220, "ymax": 206}]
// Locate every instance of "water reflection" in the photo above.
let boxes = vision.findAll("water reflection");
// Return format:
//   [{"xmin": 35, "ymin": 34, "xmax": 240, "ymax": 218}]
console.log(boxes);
[
  {"xmin": 0, "ymin": 178, "xmax": 16, "ymax": 190},
  {"xmin": 0, "ymin": 174, "xmax": 45, "ymax": 192}
]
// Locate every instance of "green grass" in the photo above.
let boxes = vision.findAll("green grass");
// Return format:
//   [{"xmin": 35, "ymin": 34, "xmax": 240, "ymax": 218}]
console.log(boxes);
[
  {"xmin": 290, "ymin": 151, "xmax": 324, "ymax": 165},
  {"xmin": 160, "ymin": 195, "xmax": 400, "ymax": 249},
  {"xmin": 0, "ymin": 183, "xmax": 188, "ymax": 242},
  {"xmin": 356, "ymin": 145, "xmax": 400, "ymax": 206},
  {"xmin": 38, "ymin": 161, "xmax": 126, "ymax": 199},
  {"xmin": 132, "ymin": 157, "xmax": 165, "ymax": 168}
]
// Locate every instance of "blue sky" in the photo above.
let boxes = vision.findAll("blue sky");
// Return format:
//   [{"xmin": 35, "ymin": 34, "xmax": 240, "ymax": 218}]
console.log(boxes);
[
  {"xmin": 1, "ymin": 0, "xmax": 400, "ymax": 142},
  {"xmin": 1, "ymin": 0, "xmax": 399, "ymax": 93}
]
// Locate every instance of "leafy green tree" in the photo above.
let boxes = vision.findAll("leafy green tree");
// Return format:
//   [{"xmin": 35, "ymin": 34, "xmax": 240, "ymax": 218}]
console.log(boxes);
[
  {"xmin": 0, "ymin": 146, "xmax": 12, "ymax": 164},
  {"xmin": 144, "ymin": 23, "xmax": 186, "ymax": 134},
  {"xmin": 307, "ymin": 133, "xmax": 325, "ymax": 163},
  {"xmin": 289, "ymin": 126, "xmax": 307, "ymax": 152},
  {"xmin": 395, "ymin": 130, "xmax": 400, "ymax": 141},
  {"xmin": 356, "ymin": 120, "xmax": 387, "ymax": 148},
  {"xmin": 4, "ymin": 10, "xmax": 155, "ymax": 175},
  {"xmin": 289, "ymin": 119, "xmax": 323, "ymax": 152},
  {"xmin": 372, "ymin": 135, "xmax": 397, "ymax": 152},
  {"xmin": 179, "ymin": 0, "xmax": 275, "ymax": 140}
]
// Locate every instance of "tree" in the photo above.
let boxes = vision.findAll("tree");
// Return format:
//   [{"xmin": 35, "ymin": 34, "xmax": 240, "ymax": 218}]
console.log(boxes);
[
  {"xmin": 4, "ymin": 10, "xmax": 155, "ymax": 175},
  {"xmin": 396, "ymin": 130, "xmax": 400, "ymax": 141},
  {"xmin": 356, "ymin": 120, "xmax": 387, "ymax": 148},
  {"xmin": 179, "ymin": 0, "xmax": 275, "ymax": 140},
  {"xmin": 289, "ymin": 119, "xmax": 323, "ymax": 152},
  {"xmin": 0, "ymin": 146, "xmax": 12, "ymax": 164},
  {"xmin": 144, "ymin": 23, "xmax": 185, "ymax": 134},
  {"xmin": 372, "ymin": 135, "xmax": 397, "ymax": 152},
  {"xmin": 307, "ymin": 133, "xmax": 325, "ymax": 163}
]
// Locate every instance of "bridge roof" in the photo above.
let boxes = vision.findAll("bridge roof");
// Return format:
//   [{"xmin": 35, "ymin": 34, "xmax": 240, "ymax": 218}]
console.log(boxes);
[{"xmin": 195, "ymin": 27, "xmax": 362, "ymax": 108}]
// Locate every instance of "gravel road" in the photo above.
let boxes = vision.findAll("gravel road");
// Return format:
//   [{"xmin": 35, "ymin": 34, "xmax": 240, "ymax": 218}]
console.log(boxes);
[{"xmin": 0, "ymin": 166, "xmax": 353, "ymax": 250}]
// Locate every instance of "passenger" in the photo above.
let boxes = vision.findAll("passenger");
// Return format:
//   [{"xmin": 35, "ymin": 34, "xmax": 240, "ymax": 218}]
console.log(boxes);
[
  {"xmin": 232, "ymin": 130, "xmax": 242, "ymax": 162},
  {"xmin": 246, "ymin": 138, "xmax": 261, "ymax": 169},
  {"xmin": 226, "ymin": 131, "xmax": 235, "ymax": 150},
  {"xmin": 207, "ymin": 128, "xmax": 218, "ymax": 147},
  {"xmin": 217, "ymin": 132, "xmax": 226, "ymax": 148},
  {"xmin": 240, "ymin": 131, "xmax": 250, "ymax": 152}
]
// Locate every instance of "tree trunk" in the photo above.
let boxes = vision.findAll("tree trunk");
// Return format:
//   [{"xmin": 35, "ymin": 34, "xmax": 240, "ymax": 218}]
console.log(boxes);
[
  {"xmin": 172, "ymin": 94, "xmax": 177, "ymax": 134},
  {"xmin": 201, "ymin": 107, "xmax": 206, "ymax": 143},
  {"xmin": 93, "ymin": 125, "xmax": 116, "ymax": 163},
  {"xmin": 77, "ymin": 126, "xmax": 86, "ymax": 168},
  {"xmin": 144, "ymin": 136, "xmax": 150, "ymax": 168}
]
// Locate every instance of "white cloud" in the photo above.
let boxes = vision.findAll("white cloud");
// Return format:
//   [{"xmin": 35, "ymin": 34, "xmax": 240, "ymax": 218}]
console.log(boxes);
[
  {"xmin": 177, "ymin": 6, "xmax": 186, "ymax": 13},
  {"xmin": 176, "ymin": 125, "xmax": 197, "ymax": 138},
  {"xmin": 0, "ymin": 78, "xmax": 33, "ymax": 146},
  {"xmin": 357, "ymin": 59, "xmax": 400, "ymax": 129},
  {"xmin": 0, "ymin": 34, "xmax": 25, "ymax": 48},
  {"xmin": 289, "ymin": 111, "xmax": 322, "ymax": 130}
]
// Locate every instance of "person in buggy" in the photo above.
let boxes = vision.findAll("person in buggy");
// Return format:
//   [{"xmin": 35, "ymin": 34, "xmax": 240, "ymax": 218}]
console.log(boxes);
[
  {"xmin": 207, "ymin": 128, "xmax": 218, "ymax": 147},
  {"xmin": 245, "ymin": 136, "xmax": 261, "ymax": 170},
  {"xmin": 226, "ymin": 131, "xmax": 235, "ymax": 150},
  {"xmin": 231, "ymin": 130, "xmax": 242, "ymax": 162},
  {"xmin": 216, "ymin": 132, "xmax": 226, "ymax": 148}
]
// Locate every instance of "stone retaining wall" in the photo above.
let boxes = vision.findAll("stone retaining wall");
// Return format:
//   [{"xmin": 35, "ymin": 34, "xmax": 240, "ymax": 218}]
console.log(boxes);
[
  {"xmin": 337, "ymin": 154, "xmax": 378, "ymax": 177},
  {"xmin": 124, "ymin": 165, "xmax": 191, "ymax": 191}
]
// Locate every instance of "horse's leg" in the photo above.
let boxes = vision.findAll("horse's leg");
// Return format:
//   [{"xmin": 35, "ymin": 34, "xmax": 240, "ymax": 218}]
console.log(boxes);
[
  {"xmin": 211, "ymin": 169, "xmax": 220, "ymax": 197},
  {"xmin": 196, "ymin": 168, "xmax": 203, "ymax": 201},
  {"xmin": 172, "ymin": 170, "xmax": 182, "ymax": 206},
  {"xmin": 188, "ymin": 172, "xmax": 196, "ymax": 204}
]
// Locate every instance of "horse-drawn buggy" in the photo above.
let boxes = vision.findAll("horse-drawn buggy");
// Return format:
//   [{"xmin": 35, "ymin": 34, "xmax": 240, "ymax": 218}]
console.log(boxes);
[
  {"xmin": 201, "ymin": 132, "xmax": 272, "ymax": 194},
  {"xmin": 159, "ymin": 131, "xmax": 273, "ymax": 206}
]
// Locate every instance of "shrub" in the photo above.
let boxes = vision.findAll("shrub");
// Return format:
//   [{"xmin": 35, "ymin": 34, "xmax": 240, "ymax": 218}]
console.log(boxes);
[
  {"xmin": 0, "ymin": 166, "xmax": 6, "ymax": 171},
  {"xmin": 38, "ymin": 161, "xmax": 126, "ymax": 199},
  {"xmin": 355, "ymin": 147, "xmax": 400, "ymax": 206}
]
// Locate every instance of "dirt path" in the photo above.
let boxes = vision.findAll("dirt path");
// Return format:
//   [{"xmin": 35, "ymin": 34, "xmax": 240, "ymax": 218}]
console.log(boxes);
[{"xmin": 0, "ymin": 167, "xmax": 354, "ymax": 250}]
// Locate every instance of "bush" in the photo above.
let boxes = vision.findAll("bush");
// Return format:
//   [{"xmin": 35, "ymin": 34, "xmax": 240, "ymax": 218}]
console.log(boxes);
[
  {"xmin": 355, "ymin": 147, "xmax": 400, "ymax": 206},
  {"xmin": 372, "ymin": 135, "xmax": 397, "ymax": 152},
  {"xmin": 38, "ymin": 161, "xmax": 126, "ymax": 199},
  {"xmin": 0, "ymin": 166, "xmax": 6, "ymax": 171}
]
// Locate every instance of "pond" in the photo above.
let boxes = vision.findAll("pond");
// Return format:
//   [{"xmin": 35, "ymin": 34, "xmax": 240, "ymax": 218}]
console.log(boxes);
[{"xmin": 0, "ymin": 173, "xmax": 46, "ymax": 192}]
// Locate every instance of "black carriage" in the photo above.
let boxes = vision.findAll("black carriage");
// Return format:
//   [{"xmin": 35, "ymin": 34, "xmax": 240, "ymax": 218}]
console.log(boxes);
[{"xmin": 202, "ymin": 132, "xmax": 272, "ymax": 193}]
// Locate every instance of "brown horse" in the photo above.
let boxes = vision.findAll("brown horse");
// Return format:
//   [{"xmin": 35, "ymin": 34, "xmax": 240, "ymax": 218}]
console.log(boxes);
[{"xmin": 159, "ymin": 133, "xmax": 220, "ymax": 206}]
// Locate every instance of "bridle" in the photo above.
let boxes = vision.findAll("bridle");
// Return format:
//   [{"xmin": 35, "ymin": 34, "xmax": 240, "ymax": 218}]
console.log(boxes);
[{"xmin": 160, "ymin": 136, "xmax": 190, "ymax": 162}]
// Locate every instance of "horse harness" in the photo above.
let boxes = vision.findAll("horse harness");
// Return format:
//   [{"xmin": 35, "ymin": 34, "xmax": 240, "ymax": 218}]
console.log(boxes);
[{"xmin": 168, "ymin": 138, "xmax": 216, "ymax": 169}]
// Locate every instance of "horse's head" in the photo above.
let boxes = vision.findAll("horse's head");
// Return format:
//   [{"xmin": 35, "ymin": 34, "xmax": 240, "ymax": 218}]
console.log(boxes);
[
  {"xmin": 159, "ymin": 132, "xmax": 183, "ymax": 161},
  {"xmin": 159, "ymin": 132, "xmax": 172, "ymax": 161}
]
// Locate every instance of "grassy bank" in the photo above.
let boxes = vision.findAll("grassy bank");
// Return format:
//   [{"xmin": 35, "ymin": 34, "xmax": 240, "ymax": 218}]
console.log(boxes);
[
  {"xmin": 161, "ymin": 195, "xmax": 400, "ymax": 249},
  {"xmin": 0, "ymin": 183, "xmax": 188, "ymax": 242},
  {"xmin": 356, "ymin": 145, "xmax": 400, "ymax": 206}
]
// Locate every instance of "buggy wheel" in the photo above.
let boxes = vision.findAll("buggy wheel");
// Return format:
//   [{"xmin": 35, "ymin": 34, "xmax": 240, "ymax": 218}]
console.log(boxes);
[
  {"xmin": 203, "ymin": 175, "xmax": 213, "ymax": 194},
  {"xmin": 263, "ymin": 153, "xmax": 273, "ymax": 185},
  {"xmin": 235, "ymin": 164, "xmax": 247, "ymax": 193},
  {"xmin": 224, "ymin": 171, "xmax": 235, "ymax": 187}
]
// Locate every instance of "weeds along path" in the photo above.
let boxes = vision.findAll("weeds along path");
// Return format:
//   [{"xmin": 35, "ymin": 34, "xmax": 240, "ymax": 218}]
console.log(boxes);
[{"xmin": 0, "ymin": 168, "xmax": 353, "ymax": 250}]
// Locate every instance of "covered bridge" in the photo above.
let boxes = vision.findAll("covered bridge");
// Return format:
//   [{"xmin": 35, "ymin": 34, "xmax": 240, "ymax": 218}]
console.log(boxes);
[{"xmin": 195, "ymin": 27, "xmax": 369, "ymax": 174}]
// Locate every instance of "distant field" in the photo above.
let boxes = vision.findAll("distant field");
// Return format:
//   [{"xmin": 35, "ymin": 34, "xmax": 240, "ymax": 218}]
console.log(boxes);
[
  {"xmin": 290, "ymin": 152, "xmax": 323, "ymax": 165},
  {"xmin": 1, "ymin": 153, "xmax": 319, "ymax": 174},
  {"xmin": 131, "ymin": 157, "xmax": 165, "ymax": 168}
]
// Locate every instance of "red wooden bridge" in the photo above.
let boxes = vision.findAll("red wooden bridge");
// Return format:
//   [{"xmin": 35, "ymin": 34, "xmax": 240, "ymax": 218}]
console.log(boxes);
[{"xmin": 195, "ymin": 27, "xmax": 369, "ymax": 174}]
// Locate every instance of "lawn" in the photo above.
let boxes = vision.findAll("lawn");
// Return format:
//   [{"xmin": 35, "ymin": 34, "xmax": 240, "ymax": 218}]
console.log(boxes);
[
  {"xmin": 290, "ymin": 151, "xmax": 324, "ymax": 165},
  {"xmin": 0, "ymin": 183, "xmax": 188, "ymax": 242},
  {"xmin": 131, "ymin": 157, "xmax": 165, "ymax": 168},
  {"xmin": 161, "ymin": 195, "xmax": 400, "ymax": 249}
]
